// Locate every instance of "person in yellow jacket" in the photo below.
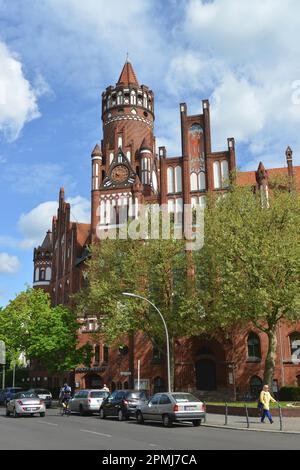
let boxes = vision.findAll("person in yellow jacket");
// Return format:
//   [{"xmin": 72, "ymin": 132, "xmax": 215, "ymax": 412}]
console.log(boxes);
[{"xmin": 259, "ymin": 384, "xmax": 277, "ymax": 424}]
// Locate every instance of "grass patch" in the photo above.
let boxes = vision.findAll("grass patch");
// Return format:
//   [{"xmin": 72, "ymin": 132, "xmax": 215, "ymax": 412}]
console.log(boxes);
[{"xmin": 207, "ymin": 402, "xmax": 292, "ymax": 408}]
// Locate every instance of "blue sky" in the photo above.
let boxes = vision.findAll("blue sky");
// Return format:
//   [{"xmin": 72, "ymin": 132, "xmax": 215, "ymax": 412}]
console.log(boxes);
[{"xmin": 1, "ymin": 0, "xmax": 300, "ymax": 307}]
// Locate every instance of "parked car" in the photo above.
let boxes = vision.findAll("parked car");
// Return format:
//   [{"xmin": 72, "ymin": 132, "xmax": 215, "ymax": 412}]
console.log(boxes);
[
  {"xmin": 27, "ymin": 388, "xmax": 52, "ymax": 408},
  {"xmin": 6, "ymin": 391, "xmax": 46, "ymax": 417},
  {"xmin": 0, "ymin": 387, "xmax": 24, "ymax": 406},
  {"xmin": 100, "ymin": 389, "xmax": 149, "ymax": 421},
  {"xmin": 69, "ymin": 389, "xmax": 110, "ymax": 415},
  {"xmin": 136, "ymin": 392, "xmax": 205, "ymax": 427}
]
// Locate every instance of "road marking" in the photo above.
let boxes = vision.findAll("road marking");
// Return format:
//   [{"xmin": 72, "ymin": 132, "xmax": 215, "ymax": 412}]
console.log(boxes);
[
  {"xmin": 149, "ymin": 443, "xmax": 160, "ymax": 447},
  {"xmin": 79, "ymin": 429, "xmax": 112, "ymax": 438},
  {"xmin": 36, "ymin": 421, "xmax": 58, "ymax": 426}
]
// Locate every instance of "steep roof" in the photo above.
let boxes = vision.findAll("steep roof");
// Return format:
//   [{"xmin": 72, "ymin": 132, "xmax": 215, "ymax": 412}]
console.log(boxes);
[
  {"xmin": 41, "ymin": 231, "xmax": 52, "ymax": 250},
  {"xmin": 237, "ymin": 165, "xmax": 300, "ymax": 190},
  {"xmin": 117, "ymin": 61, "xmax": 139, "ymax": 87}
]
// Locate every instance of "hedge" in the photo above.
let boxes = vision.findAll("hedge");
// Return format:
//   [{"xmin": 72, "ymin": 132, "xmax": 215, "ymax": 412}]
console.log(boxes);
[{"xmin": 279, "ymin": 386, "xmax": 300, "ymax": 401}]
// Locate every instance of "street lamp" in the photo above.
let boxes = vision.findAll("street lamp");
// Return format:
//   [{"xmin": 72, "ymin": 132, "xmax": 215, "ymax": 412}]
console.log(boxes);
[{"xmin": 122, "ymin": 292, "xmax": 171, "ymax": 393}]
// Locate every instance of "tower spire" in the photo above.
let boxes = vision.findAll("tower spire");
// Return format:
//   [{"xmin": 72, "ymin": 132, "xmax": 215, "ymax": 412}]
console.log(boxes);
[{"xmin": 117, "ymin": 60, "xmax": 139, "ymax": 86}]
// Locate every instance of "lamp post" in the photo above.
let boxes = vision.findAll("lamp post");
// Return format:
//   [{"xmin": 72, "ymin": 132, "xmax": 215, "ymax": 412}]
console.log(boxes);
[{"xmin": 122, "ymin": 292, "xmax": 171, "ymax": 393}]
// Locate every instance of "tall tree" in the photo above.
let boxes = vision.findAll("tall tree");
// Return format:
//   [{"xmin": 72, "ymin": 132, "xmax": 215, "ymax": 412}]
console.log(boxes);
[
  {"xmin": 75, "ymin": 234, "xmax": 204, "ymax": 390},
  {"xmin": 0, "ymin": 288, "xmax": 92, "ymax": 374},
  {"xmin": 194, "ymin": 183, "xmax": 300, "ymax": 387}
]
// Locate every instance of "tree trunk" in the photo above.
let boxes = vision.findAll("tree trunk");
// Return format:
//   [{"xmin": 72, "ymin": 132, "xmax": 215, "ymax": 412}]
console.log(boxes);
[
  {"xmin": 169, "ymin": 339, "xmax": 175, "ymax": 392},
  {"xmin": 263, "ymin": 326, "xmax": 277, "ymax": 389}
]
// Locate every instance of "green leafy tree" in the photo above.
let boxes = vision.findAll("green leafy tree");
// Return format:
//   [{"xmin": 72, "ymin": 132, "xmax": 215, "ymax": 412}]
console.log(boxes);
[
  {"xmin": 194, "ymin": 184, "xmax": 300, "ymax": 388},
  {"xmin": 0, "ymin": 288, "xmax": 92, "ymax": 375},
  {"xmin": 75, "ymin": 234, "xmax": 204, "ymax": 390}
]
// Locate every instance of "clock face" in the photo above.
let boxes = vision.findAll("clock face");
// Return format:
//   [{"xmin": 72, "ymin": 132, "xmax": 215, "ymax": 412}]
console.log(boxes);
[{"xmin": 111, "ymin": 165, "xmax": 129, "ymax": 183}]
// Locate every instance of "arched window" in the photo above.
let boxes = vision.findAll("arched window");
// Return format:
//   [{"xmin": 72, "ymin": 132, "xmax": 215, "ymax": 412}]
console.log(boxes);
[
  {"xmin": 103, "ymin": 345, "xmax": 109, "ymax": 363},
  {"xmin": 40, "ymin": 269, "xmax": 45, "ymax": 281},
  {"xmin": 94, "ymin": 345, "xmax": 100, "ymax": 365},
  {"xmin": 199, "ymin": 195, "xmax": 206, "ymax": 208},
  {"xmin": 247, "ymin": 332, "xmax": 261, "ymax": 360},
  {"xmin": 152, "ymin": 345, "xmax": 163, "ymax": 363},
  {"xmin": 221, "ymin": 160, "xmax": 229, "ymax": 187},
  {"xmin": 175, "ymin": 166, "xmax": 182, "ymax": 192},
  {"xmin": 153, "ymin": 376, "xmax": 165, "ymax": 394},
  {"xmin": 141, "ymin": 157, "xmax": 150, "ymax": 185},
  {"xmin": 130, "ymin": 90, "xmax": 136, "ymax": 105},
  {"xmin": 213, "ymin": 161, "xmax": 221, "ymax": 189},
  {"xmin": 250, "ymin": 376, "xmax": 262, "ymax": 398},
  {"xmin": 143, "ymin": 93, "xmax": 148, "ymax": 108},
  {"xmin": 199, "ymin": 172, "xmax": 206, "ymax": 191},
  {"xmin": 34, "ymin": 267, "xmax": 39, "ymax": 282},
  {"xmin": 117, "ymin": 91, "xmax": 123, "ymax": 105},
  {"xmin": 45, "ymin": 267, "xmax": 51, "ymax": 281},
  {"xmin": 289, "ymin": 332, "xmax": 300, "ymax": 359},
  {"xmin": 167, "ymin": 167, "xmax": 175, "ymax": 193},
  {"xmin": 190, "ymin": 172, "xmax": 198, "ymax": 191}
]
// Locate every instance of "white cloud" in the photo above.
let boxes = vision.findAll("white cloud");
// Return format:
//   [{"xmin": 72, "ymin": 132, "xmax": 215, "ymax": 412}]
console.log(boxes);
[
  {"xmin": 0, "ymin": 41, "xmax": 42, "ymax": 140},
  {"xmin": 17, "ymin": 196, "xmax": 90, "ymax": 249},
  {"xmin": 0, "ymin": 252, "xmax": 21, "ymax": 274}
]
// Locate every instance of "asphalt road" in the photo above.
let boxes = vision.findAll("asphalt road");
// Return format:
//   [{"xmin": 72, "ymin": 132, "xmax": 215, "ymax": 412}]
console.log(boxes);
[{"xmin": 0, "ymin": 407, "xmax": 299, "ymax": 450}]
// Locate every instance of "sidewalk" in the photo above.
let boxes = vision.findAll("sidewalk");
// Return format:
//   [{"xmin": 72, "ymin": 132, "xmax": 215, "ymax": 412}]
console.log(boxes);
[{"xmin": 203, "ymin": 413, "xmax": 300, "ymax": 434}]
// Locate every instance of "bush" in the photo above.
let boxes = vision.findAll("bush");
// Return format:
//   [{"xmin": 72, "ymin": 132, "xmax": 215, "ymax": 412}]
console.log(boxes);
[{"xmin": 279, "ymin": 386, "xmax": 300, "ymax": 401}]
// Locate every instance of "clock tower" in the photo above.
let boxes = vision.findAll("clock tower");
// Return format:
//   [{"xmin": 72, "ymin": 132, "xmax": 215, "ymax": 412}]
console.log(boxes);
[{"xmin": 91, "ymin": 60, "xmax": 159, "ymax": 240}]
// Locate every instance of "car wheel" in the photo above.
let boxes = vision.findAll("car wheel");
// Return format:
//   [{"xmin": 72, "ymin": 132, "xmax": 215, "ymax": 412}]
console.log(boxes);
[
  {"xmin": 13, "ymin": 408, "xmax": 19, "ymax": 418},
  {"xmin": 118, "ymin": 409, "xmax": 125, "ymax": 421},
  {"xmin": 99, "ymin": 408, "xmax": 106, "ymax": 419},
  {"xmin": 162, "ymin": 414, "xmax": 173, "ymax": 427},
  {"xmin": 40, "ymin": 412, "xmax": 45, "ymax": 417},
  {"xmin": 192, "ymin": 420, "xmax": 201, "ymax": 427},
  {"xmin": 136, "ymin": 411, "xmax": 144, "ymax": 424}
]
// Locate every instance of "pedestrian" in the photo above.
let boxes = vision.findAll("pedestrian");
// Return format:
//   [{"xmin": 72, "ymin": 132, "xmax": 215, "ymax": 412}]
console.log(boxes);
[
  {"xmin": 259, "ymin": 384, "xmax": 277, "ymax": 424},
  {"xmin": 101, "ymin": 383, "xmax": 109, "ymax": 392}
]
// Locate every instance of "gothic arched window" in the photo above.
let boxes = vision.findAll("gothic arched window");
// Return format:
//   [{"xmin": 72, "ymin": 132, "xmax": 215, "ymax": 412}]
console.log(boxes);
[
  {"xmin": 175, "ymin": 166, "xmax": 182, "ymax": 192},
  {"xmin": 191, "ymin": 172, "xmax": 198, "ymax": 191},
  {"xmin": 289, "ymin": 332, "xmax": 300, "ymax": 359},
  {"xmin": 167, "ymin": 167, "xmax": 175, "ymax": 193},
  {"xmin": 213, "ymin": 161, "xmax": 221, "ymax": 189},
  {"xmin": 247, "ymin": 332, "xmax": 261, "ymax": 360},
  {"xmin": 221, "ymin": 160, "xmax": 229, "ymax": 187}
]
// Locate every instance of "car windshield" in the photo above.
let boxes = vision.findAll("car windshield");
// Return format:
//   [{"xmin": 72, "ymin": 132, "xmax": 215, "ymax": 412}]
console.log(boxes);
[
  {"xmin": 16, "ymin": 392, "xmax": 39, "ymax": 399},
  {"xmin": 172, "ymin": 393, "xmax": 200, "ymax": 403},
  {"xmin": 127, "ymin": 391, "xmax": 149, "ymax": 399},
  {"xmin": 90, "ymin": 391, "xmax": 109, "ymax": 398}
]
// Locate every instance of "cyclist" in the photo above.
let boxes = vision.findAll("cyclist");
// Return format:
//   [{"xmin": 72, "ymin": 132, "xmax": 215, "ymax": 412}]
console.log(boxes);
[{"xmin": 59, "ymin": 383, "xmax": 72, "ymax": 415}]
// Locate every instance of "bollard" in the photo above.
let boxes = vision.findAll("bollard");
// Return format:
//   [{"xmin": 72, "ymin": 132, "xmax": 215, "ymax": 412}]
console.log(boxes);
[
  {"xmin": 278, "ymin": 403, "xmax": 283, "ymax": 431},
  {"xmin": 225, "ymin": 402, "xmax": 228, "ymax": 426},
  {"xmin": 245, "ymin": 404, "xmax": 250, "ymax": 428}
]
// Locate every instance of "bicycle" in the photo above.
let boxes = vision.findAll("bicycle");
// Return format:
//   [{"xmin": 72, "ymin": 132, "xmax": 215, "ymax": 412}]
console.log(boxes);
[{"xmin": 59, "ymin": 398, "xmax": 71, "ymax": 416}]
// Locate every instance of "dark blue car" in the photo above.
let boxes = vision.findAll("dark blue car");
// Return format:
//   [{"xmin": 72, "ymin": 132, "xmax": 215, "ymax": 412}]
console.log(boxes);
[{"xmin": 0, "ymin": 387, "xmax": 24, "ymax": 406}]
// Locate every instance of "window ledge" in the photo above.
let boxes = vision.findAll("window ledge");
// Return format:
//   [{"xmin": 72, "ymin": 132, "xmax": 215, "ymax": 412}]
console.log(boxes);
[{"xmin": 246, "ymin": 358, "xmax": 261, "ymax": 363}]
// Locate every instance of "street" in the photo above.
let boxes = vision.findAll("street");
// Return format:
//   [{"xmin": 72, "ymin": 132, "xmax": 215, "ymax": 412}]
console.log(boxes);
[{"xmin": 0, "ymin": 407, "xmax": 299, "ymax": 450}]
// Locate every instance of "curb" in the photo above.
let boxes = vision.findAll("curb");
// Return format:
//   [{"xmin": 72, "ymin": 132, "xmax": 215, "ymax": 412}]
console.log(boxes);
[{"xmin": 202, "ymin": 422, "xmax": 300, "ymax": 435}]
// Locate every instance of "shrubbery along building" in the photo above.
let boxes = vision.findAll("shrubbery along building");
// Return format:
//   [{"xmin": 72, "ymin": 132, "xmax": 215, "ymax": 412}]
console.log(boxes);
[{"xmin": 32, "ymin": 61, "xmax": 300, "ymax": 398}]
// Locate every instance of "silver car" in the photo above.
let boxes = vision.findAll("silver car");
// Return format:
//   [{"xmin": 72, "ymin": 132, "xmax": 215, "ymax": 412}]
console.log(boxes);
[
  {"xmin": 69, "ymin": 389, "xmax": 110, "ymax": 415},
  {"xmin": 136, "ymin": 392, "xmax": 205, "ymax": 427},
  {"xmin": 6, "ymin": 391, "xmax": 46, "ymax": 417}
]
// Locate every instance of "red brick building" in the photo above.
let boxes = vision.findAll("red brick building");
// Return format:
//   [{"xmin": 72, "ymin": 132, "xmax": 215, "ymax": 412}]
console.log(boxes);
[{"xmin": 33, "ymin": 61, "xmax": 300, "ymax": 398}]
